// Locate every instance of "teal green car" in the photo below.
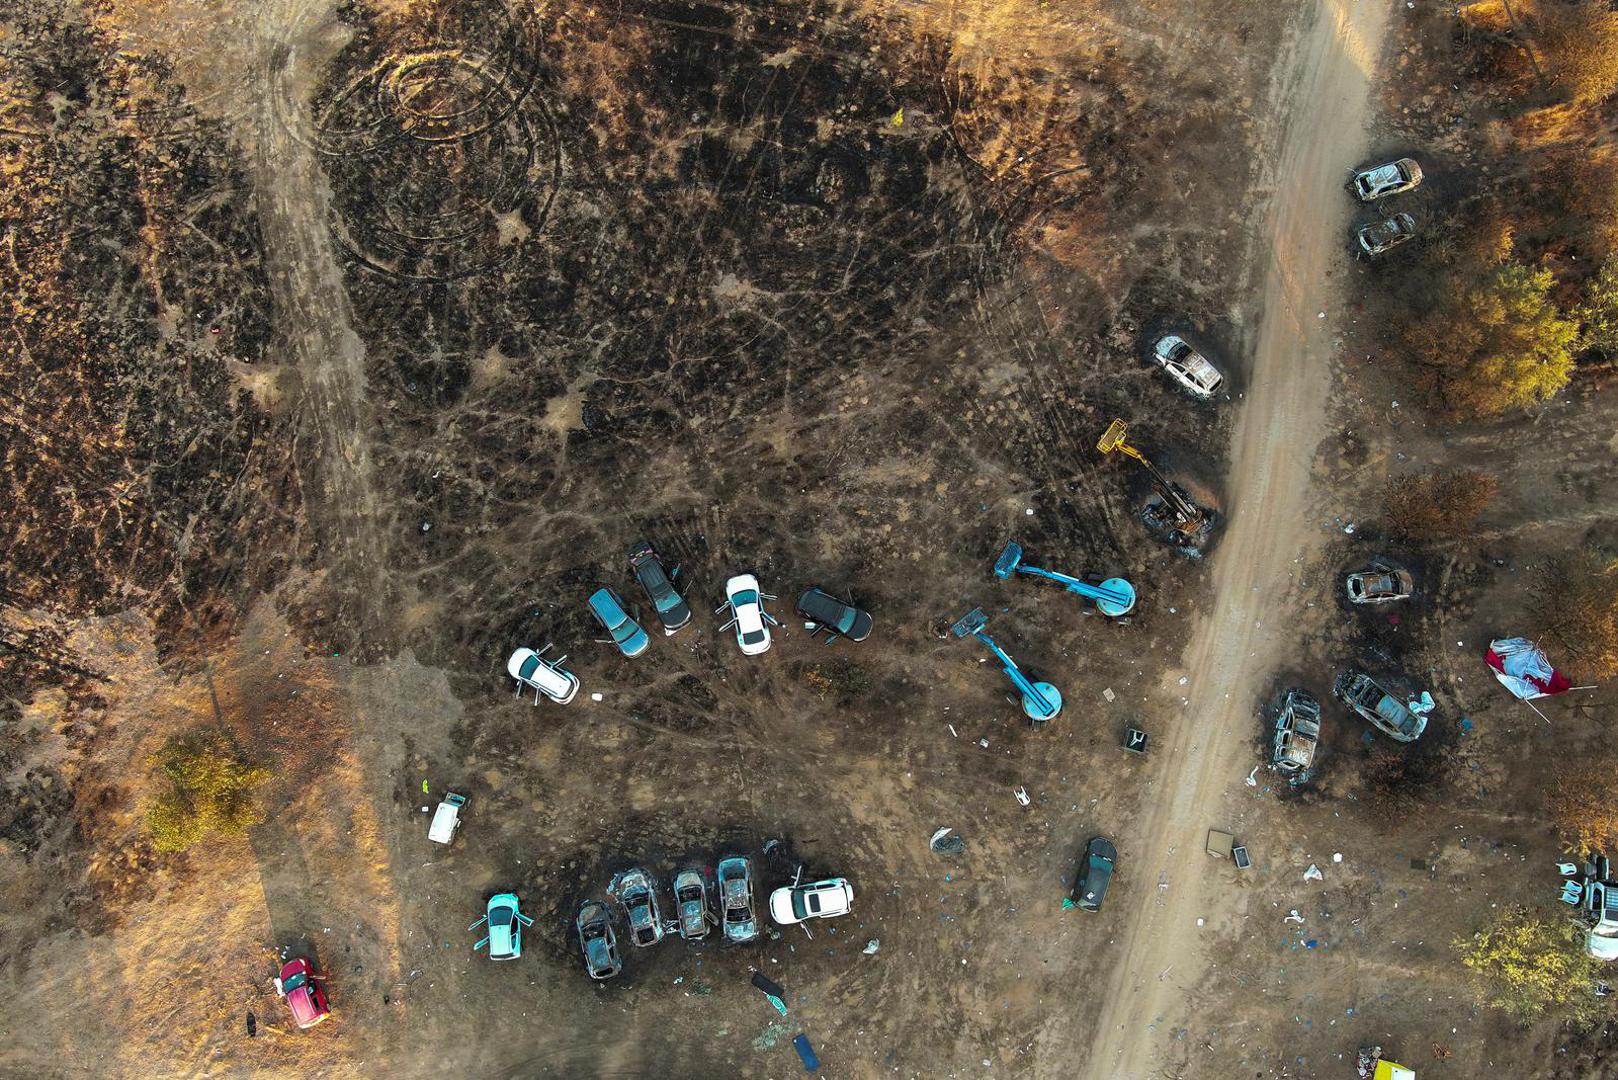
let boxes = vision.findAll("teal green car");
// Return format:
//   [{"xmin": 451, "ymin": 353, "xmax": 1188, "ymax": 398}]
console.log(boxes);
[{"xmin": 471, "ymin": 893, "xmax": 532, "ymax": 961}]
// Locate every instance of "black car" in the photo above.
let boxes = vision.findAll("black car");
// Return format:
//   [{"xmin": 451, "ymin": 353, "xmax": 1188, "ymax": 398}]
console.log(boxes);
[
  {"xmin": 795, "ymin": 587, "xmax": 872, "ymax": 643},
  {"xmin": 1073, "ymin": 836, "xmax": 1116, "ymax": 912},
  {"xmin": 629, "ymin": 541, "xmax": 691, "ymax": 635}
]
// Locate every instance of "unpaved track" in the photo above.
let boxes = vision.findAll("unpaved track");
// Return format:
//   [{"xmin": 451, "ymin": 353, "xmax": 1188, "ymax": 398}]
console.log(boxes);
[{"xmin": 1080, "ymin": 1, "xmax": 1392, "ymax": 1077}]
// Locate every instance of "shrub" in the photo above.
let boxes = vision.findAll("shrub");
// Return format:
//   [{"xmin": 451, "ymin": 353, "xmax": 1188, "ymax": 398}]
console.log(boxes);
[
  {"xmin": 1456, "ymin": 906, "xmax": 1602, "ymax": 1022},
  {"xmin": 1578, "ymin": 252, "xmax": 1618, "ymax": 357},
  {"xmin": 1548, "ymin": 757, "xmax": 1618, "ymax": 855},
  {"xmin": 1382, "ymin": 469, "xmax": 1499, "ymax": 541},
  {"xmin": 145, "ymin": 730, "xmax": 273, "ymax": 852},
  {"xmin": 1537, "ymin": 0, "xmax": 1618, "ymax": 105},
  {"xmin": 1534, "ymin": 551, "xmax": 1618, "ymax": 680}
]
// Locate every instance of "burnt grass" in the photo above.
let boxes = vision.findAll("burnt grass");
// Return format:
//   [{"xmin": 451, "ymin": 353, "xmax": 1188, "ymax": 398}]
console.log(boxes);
[{"xmin": 0, "ymin": 0, "xmax": 1264, "ymax": 964}]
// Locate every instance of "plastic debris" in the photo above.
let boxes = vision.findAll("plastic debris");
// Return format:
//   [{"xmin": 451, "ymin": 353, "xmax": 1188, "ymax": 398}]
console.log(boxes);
[
  {"xmin": 1332, "ymin": 853, "xmax": 1343, "ymax": 863},
  {"xmin": 1304, "ymin": 864, "xmax": 1324, "ymax": 882},
  {"xmin": 1244, "ymin": 766, "xmax": 1259, "ymax": 787},
  {"xmin": 1014, "ymin": 786, "xmax": 1030, "ymax": 807},
  {"xmin": 1285, "ymin": 910, "xmax": 1305, "ymax": 924},
  {"xmin": 863, "ymin": 939, "xmax": 880, "ymax": 955},
  {"xmin": 591, "ymin": 692, "xmax": 604, "ymax": 702},
  {"xmin": 1102, "ymin": 687, "xmax": 1116, "ymax": 702},
  {"xmin": 793, "ymin": 1034, "xmax": 821, "ymax": 1072},
  {"xmin": 930, "ymin": 828, "xmax": 966, "ymax": 855}
]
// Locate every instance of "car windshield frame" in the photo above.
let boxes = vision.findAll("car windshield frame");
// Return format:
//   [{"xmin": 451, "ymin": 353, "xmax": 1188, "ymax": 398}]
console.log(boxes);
[
  {"xmin": 281, "ymin": 970, "xmax": 308, "ymax": 994},
  {"xmin": 791, "ymin": 891, "xmax": 810, "ymax": 921},
  {"xmin": 733, "ymin": 589, "xmax": 758, "ymax": 607}
]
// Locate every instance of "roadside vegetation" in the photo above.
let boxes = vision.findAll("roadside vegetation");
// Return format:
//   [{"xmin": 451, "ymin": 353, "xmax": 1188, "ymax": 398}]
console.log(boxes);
[
  {"xmin": 145, "ymin": 730, "xmax": 273, "ymax": 853},
  {"xmin": 1376, "ymin": 1, "xmax": 1618, "ymax": 416},
  {"xmin": 1456, "ymin": 905, "xmax": 1603, "ymax": 1022},
  {"xmin": 1381, "ymin": 468, "xmax": 1498, "ymax": 541}
]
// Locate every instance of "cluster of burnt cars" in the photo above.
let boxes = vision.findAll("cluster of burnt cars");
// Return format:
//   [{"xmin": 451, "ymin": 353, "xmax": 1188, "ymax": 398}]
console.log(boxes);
[
  {"xmin": 1351, "ymin": 156, "xmax": 1423, "ymax": 257},
  {"xmin": 1268, "ymin": 561, "xmax": 1428, "ymax": 784},
  {"xmin": 505, "ymin": 540, "xmax": 873, "ymax": 705},
  {"xmin": 577, "ymin": 861, "xmax": 855, "ymax": 981}
]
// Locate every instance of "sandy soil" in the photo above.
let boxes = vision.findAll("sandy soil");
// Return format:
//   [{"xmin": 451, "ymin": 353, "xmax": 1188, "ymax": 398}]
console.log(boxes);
[{"xmin": 1082, "ymin": 2, "xmax": 1396, "ymax": 1076}]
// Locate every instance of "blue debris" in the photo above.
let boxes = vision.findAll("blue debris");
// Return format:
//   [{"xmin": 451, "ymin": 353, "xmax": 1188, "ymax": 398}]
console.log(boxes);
[{"xmin": 793, "ymin": 1034, "xmax": 821, "ymax": 1072}]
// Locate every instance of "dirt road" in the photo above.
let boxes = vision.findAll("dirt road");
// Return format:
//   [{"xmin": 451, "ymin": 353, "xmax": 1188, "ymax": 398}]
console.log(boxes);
[{"xmin": 1080, "ymin": 1, "xmax": 1393, "ymax": 1076}]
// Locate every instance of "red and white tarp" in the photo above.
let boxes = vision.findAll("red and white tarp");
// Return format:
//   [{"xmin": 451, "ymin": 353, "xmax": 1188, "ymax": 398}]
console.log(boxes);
[{"xmin": 1485, "ymin": 638, "xmax": 1572, "ymax": 700}]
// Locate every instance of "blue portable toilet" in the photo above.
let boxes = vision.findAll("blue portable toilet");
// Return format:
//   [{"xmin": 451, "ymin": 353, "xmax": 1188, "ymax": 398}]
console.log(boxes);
[{"xmin": 793, "ymin": 1033, "xmax": 821, "ymax": 1072}]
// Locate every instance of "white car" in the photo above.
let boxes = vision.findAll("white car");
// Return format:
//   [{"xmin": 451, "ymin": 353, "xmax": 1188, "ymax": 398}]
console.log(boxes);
[
  {"xmin": 507, "ymin": 646, "xmax": 579, "ymax": 704},
  {"xmin": 1589, "ymin": 881, "xmax": 1618, "ymax": 960},
  {"xmin": 1352, "ymin": 157, "xmax": 1422, "ymax": 201},
  {"xmin": 769, "ymin": 877, "xmax": 853, "ymax": 925},
  {"xmin": 722, "ymin": 574, "xmax": 773, "ymax": 656},
  {"xmin": 1150, "ymin": 335, "xmax": 1224, "ymax": 398}
]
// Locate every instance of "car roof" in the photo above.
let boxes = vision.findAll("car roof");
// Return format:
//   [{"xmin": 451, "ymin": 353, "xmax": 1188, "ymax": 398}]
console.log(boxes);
[{"xmin": 588, "ymin": 587, "xmax": 626, "ymax": 619}]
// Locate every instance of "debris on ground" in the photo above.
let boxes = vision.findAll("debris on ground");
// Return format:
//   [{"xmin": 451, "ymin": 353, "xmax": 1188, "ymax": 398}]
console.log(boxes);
[
  {"xmin": 863, "ymin": 939, "xmax": 880, "ymax": 955},
  {"xmin": 1304, "ymin": 864, "xmax": 1323, "ymax": 882}
]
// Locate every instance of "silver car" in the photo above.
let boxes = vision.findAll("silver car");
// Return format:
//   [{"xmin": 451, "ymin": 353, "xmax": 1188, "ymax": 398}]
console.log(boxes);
[
  {"xmin": 673, "ymin": 868, "xmax": 710, "ymax": 941},
  {"xmin": 615, "ymin": 868, "xmax": 664, "ymax": 948},
  {"xmin": 716, "ymin": 856, "xmax": 759, "ymax": 944},
  {"xmin": 1150, "ymin": 335, "xmax": 1224, "ymax": 398},
  {"xmin": 1352, "ymin": 157, "xmax": 1423, "ymax": 201}
]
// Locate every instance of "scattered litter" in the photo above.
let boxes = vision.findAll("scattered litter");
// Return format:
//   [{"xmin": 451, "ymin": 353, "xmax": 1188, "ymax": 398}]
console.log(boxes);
[
  {"xmin": 1061, "ymin": 897, "xmax": 1076, "ymax": 910},
  {"xmin": 590, "ymin": 692, "xmax": 604, "ymax": 702},
  {"xmin": 1196, "ymin": 917, "xmax": 1205, "ymax": 927},
  {"xmin": 930, "ymin": 828, "xmax": 966, "ymax": 855},
  {"xmin": 763, "ymin": 839, "xmax": 781, "ymax": 855},
  {"xmin": 947, "ymin": 724, "xmax": 958, "ymax": 738},
  {"xmin": 1343, "ymin": 522, "xmax": 1356, "ymax": 535},
  {"xmin": 1332, "ymin": 853, "xmax": 1343, "ymax": 863},
  {"xmin": 863, "ymin": 939, "xmax": 880, "ymax": 955},
  {"xmin": 245, "ymin": 1011, "xmax": 256, "ymax": 1038},
  {"xmin": 1014, "ymin": 786, "xmax": 1031, "ymax": 807},
  {"xmin": 1285, "ymin": 910, "xmax": 1305, "ymax": 924},
  {"xmin": 977, "ymin": 737, "xmax": 990, "ymax": 749},
  {"xmin": 1304, "ymin": 864, "xmax": 1324, "ymax": 882},
  {"xmin": 674, "ymin": 976, "xmax": 684, "ymax": 985},
  {"xmin": 752, "ymin": 971, "xmax": 789, "ymax": 1017},
  {"xmin": 1244, "ymin": 766, "xmax": 1259, "ymax": 787},
  {"xmin": 1025, "ymin": 507, "xmax": 1035, "ymax": 516},
  {"xmin": 1305, "ymin": 939, "xmax": 1319, "ymax": 949},
  {"xmin": 1317, "ymin": 311, "xmax": 1326, "ymax": 319},
  {"xmin": 421, "ymin": 779, "xmax": 429, "ymax": 794},
  {"xmin": 1178, "ymin": 676, "xmax": 1188, "ymax": 686},
  {"xmin": 1102, "ymin": 687, "xmax": 1116, "ymax": 702}
]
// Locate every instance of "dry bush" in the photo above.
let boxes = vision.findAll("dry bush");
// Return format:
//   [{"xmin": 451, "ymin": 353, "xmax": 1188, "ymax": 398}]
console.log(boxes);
[
  {"xmin": 1534, "ymin": 551, "xmax": 1618, "ymax": 680},
  {"xmin": 1536, "ymin": 0, "xmax": 1618, "ymax": 105},
  {"xmin": 1382, "ymin": 469, "xmax": 1499, "ymax": 541},
  {"xmin": 1547, "ymin": 757, "xmax": 1618, "ymax": 855},
  {"xmin": 1562, "ymin": 151, "xmax": 1618, "ymax": 259}
]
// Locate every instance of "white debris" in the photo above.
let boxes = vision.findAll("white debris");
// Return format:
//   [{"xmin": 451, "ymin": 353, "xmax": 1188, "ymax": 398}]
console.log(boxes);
[
  {"xmin": 1102, "ymin": 687, "xmax": 1116, "ymax": 702},
  {"xmin": 1304, "ymin": 864, "xmax": 1323, "ymax": 882},
  {"xmin": 591, "ymin": 692, "xmax": 604, "ymax": 702},
  {"xmin": 1245, "ymin": 766, "xmax": 1260, "ymax": 787},
  {"xmin": 1333, "ymin": 852, "xmax": 1344, "ymax": 863},
  {"xmin": 1014, "ymin": 786, "xmax": 1031, "ymax": 807},
  {"xmin": 1285, "ymin": 910, "xmax": 1305, "ymax": 924}
]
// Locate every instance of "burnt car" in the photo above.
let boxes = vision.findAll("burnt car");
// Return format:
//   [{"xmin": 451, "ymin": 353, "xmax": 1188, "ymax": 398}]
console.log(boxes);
[
  {"xmin": 795, "ymin": 587, "xmax": 872, "ymax": 644},
  {"xmin": 1352, "ymin": 157, "xmax": 1423, "ymax": 201},
  {"xmin": 1333, "ymin": 670, "xmax": 1427, "ymax": 743},
  {"xmin": 1271, "ymin": 688, "xmax": 1321, "ymax": 782},
  {"xmin": 1357, "ymin": 213, "xmax": 1416, "ymax": 256},
  {"xmin": 1072, "ymin": 836, "xmax": 1117, "ymax": 913},
  {"xmin": 716, "ymin": 856, "xmax": 759, "ymax": 944},
  {"xmin": 616, "ymin": 869, "xmax": 664, "ymax": 948},
  {"xmin": 673, "ymin": 868, "xmax": 710, "ymax": 941},
  {"xmin": 576, "ymin": 900, "xmax": 622, "ymax": 979},
  {"xmin": 629, "ymin": 541, "xmax": 691, "ymax": 634},
  {"xmin": 1346, "ymin": 562, "xmax": 1414, "ymax": 604}
]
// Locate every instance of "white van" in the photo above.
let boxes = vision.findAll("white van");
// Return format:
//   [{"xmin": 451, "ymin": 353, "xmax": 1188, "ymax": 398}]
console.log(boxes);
[
  {"xmin": 507, "ymin": 647, "xmax": 580, "ymax": 704},
  {"xmin": 429, "ymin": 792, "xmax": 467, "ymax": 845}
]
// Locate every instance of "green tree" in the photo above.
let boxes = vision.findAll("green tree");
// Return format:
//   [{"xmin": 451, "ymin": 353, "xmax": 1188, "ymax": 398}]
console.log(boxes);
[
  {"xmin": 1578, "ymin": 252, "xmax": 1618, "ymax": 357},
  {"xmin": 145, "ymin": 730, "xmax": 274, "ymax": 852},
  {"xmin": 1537, "ymin": 0, "xmax": 1618, "ymax": 105},
  {"xmin": 1455, "ymin": 906, "xmax": 1602, "ymax": 1022},
  {"xmin": 1406, "ymin": 261, "xmax": 1578, "ymax": 415}
]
